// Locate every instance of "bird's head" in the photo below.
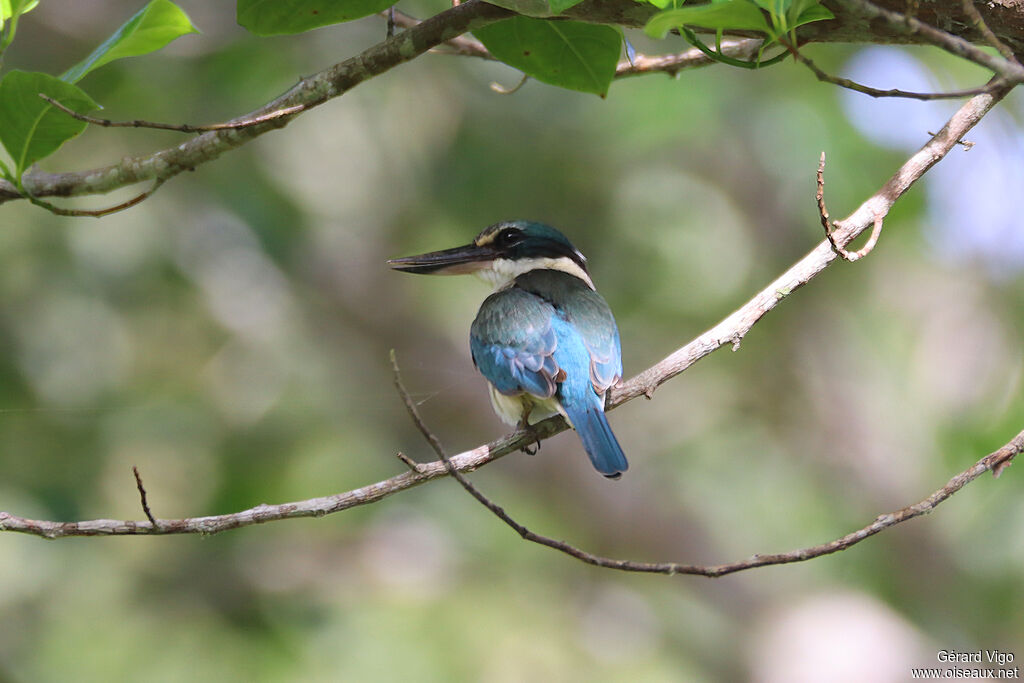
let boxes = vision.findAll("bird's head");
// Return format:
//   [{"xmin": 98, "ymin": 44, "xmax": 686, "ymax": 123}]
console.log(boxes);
[{"xmin": 388, "ymin": 220, "xmax": 593, "ymax": 290}]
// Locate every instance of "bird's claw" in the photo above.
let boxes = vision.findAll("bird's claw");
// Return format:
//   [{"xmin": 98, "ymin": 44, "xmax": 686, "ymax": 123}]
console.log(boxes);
[{"xmin": 517, "ymin": 416, "xmax": 542, "ymax": 455}]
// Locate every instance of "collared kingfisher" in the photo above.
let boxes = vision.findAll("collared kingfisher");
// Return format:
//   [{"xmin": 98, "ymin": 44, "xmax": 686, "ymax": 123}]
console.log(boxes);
[{"xmin": 388, "ymin": 220, "xmax": 628, "ymax": 479}]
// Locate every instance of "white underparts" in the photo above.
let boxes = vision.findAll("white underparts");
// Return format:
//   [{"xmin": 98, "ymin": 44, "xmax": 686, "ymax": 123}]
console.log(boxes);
[
  {"xmin": 488, "ymin": 384, "xmax": 565, "ymax": 427},
  {"xmin": 473, "ymin": 257, "xmax": 594, "ymax": 291}
]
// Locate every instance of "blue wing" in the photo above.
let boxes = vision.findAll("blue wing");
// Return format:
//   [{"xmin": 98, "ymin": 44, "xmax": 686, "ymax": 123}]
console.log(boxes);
[
  {"xmin": 514, "ymin": 270, "xmax": 622, "ymax": 397},
  {"xmin": 470, "ymin": 286, "xmax": 562, "ymax": 399},
  {"xmin": 470, "ymin": 270, "xmax": 628, "ymax": 479}
]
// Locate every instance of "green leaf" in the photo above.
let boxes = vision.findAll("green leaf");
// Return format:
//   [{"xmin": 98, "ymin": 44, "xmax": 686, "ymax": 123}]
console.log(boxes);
[
  {"xmin": 237, "ymin": 0, "xmax": 394, "ymax": 36},
  {"xmin": 549, "ymin": 0, "xmax": 587, "ymax": 12},
  {"xmin": 0, "ymin": 70, "xmax": 100, "ymax": 175},
  {"xmin": 786, "ymin": 0, "xmax": 818, "ymax": 19},
  {"xmin": 0, "ymin": 0, "xmax": 38, "ymax": 49},
  {"xmin": 60, "ymin": 0, "xmax": 198, "ymax": 83},
  {"xmin": 1, "ymin": 0, "xmax": 39, "ymax": 21},
  {"xmin": 792, "ymin": 4, "xmax": 834, "ymax": 27},
  {"xmin": 750, "ymin": 0, "xmax": 788, "ymax": 12},
  {"xmin": 645, "ymin": 0, "xmax": 683, "ymax": 9},
  {"xmin": 645, "ymin": 0, "xmax": 770, "ymax": 39},
  {"xmin": 481, "ymin": 0, "xmax": 587, "ymax": 17},
  {"xmin": 474, "ymin": 17, "xmax": 620, "ymax": 96}
]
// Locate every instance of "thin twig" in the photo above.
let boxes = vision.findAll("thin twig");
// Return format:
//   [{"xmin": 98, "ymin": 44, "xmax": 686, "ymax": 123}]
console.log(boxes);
[
  {"xmin": 39, "ymin": 94, "xmax": 307, "ymax": 134},
  {"xmin": 927, "ymin": 131, "xmax": 974, "ymax": 150},
  {"xmin": 836, "ymin": 0, "xmax": 1024, "ymax": 83},
  {"xmin": 817, "ymin": 152, "xmax": 884, "ymax": 261},
  {"xmin": 960, "ymin": 0, "xmax": 1019, "ymax": 64},
  {"xmin": 22, "ymin": 178, "xmax": 166, "ymax": 218},
  {"xmin": 615, "ymin": 39, "xmax": 762, "ymax": 78},
  {"xmin": 817, "ymin": 151, "xmax": 833, "ymax": 236},
  {"xmin": 396, "ymin": 451, "xmax": 427, "ymax": 474},
  {"xmin": 780, "ymin": 40, "xmax": 1000, "ymax": 100},
  {"xmin": 842, "ymin": 213, "xmax": 884, "ymax": 262},
  {"xmin": 383, "ymin": 8, "xmax": 491, "ymax": 58},
  {"xmin": 490, "ymin": 74, "xmax": 529, "ymax": 94},
  {"xmin": 131, "ymin": 466, "xmax": 158, "ymax": 528}
]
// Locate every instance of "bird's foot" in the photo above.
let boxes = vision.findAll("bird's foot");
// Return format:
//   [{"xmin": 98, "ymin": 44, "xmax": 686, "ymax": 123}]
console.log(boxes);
[{"xmin": 517, "ymin": 414, "xmax": 542, "ymax": 455}]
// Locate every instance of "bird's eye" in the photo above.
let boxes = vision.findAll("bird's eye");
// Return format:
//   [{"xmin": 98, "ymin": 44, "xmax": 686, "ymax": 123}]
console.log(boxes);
[{"xmin": 496, "ymin": 228, "xmax": 522, "ymax": 247}]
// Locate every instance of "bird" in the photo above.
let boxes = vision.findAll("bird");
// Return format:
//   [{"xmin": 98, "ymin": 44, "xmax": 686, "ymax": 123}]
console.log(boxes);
[{"xmin": 388, "ymin": 220, "xmax": 628, "ymax": 479}]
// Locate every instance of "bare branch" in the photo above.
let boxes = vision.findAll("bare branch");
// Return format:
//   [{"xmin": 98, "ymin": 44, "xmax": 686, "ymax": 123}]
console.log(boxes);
[
  {"xmin": 615, "ymin": 40, "xmax": 763, "ymax": 78},
  {"xmin": 39, "ymin": 94, "xmax": 308, "ymax": 134},
  {"xmin": 816, "ymin": 151, "xmax": 834, "ymax": 235},
  {"xmin": 960, "ymin": 0, "xmax": 1019, "ymax": 64},
  {"xmin": 396, "ymin": 452, "xmax": 428, "ymax": 474},
  {"xmin": 834, "ymin": 0, "xmax": 1024, "ymax": 82},
  {"xmin": 490, "ymin": 73, "xmax": 530, "ymax": 94},
  {"xmin": 781, "ymin": 41, "xmax": 1002, "ymax": 100},
  {"xmin": 131, "ymin": 466, "xmax": 158, "ymax": 528},
  {"xmin": 817, "ymin": 152, "xmax": 883, "ymax": 261},
  {"xmin": 391, "ymin": 349, "xmax": 1024, "ymax": 578},
  {"xmin": 21, "ymin": 178, "xmax": 166, "ymax": 218}
]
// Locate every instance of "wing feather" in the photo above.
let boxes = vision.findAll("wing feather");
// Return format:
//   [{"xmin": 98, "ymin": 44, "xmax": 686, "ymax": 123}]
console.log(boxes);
[{"xmin": 470, "ymin": 287, "xmax": 561, "ymax": 399}]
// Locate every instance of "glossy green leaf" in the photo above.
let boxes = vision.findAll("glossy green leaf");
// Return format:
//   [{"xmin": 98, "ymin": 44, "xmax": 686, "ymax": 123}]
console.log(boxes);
[
  {"xmin": 645, "ymin": 0, "xmax": 770, "ymax": 38},
  {"xmin": 237, "ymin": 0, "xmax": 394, "ymax": 36},
  {"xmin": 60, "ymin": 0, "xmax": 198, "ymax": 83},
  {"xmin": 474, "ymin": 17, "xmax": 620, "ymax": 96},
  {"xmin": 793, "ymin": 4, "xmax": 834, "ymax": 27},
  {"xmin": 750, "ymin": 0, "xmax": 790, "ymax": 13},
  {"xmin": 1, "ymin": 0, "xmax": 39, "ymax": 22},
  {"xmin": 0, "ymin": 71, "xmax": 100, "ymax": 175},
  {"xmin": 0, "ymin": 0, "xmax": 39, "ymax": 49}
]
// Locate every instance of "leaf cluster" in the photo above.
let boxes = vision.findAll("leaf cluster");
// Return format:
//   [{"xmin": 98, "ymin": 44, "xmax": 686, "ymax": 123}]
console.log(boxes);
[
  {"xmin": 645, "ymin": 0, "xmax": 833, "ymax": 66},
  {"xmin": 0, "ymin": 0, "xmax": 196, "ymax": 191}
]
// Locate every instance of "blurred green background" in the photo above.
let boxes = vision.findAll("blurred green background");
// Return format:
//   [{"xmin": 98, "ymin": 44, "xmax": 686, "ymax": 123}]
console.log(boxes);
[{"xmin": 1, "ymin": 2, "xmax": 1022, "ymax": 681}]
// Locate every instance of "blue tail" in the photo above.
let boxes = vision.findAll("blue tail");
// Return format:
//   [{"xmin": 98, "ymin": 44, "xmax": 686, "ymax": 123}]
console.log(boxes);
[{"xmin": 563, "ymin": 402, "xmax": 628, "ymax": 479}]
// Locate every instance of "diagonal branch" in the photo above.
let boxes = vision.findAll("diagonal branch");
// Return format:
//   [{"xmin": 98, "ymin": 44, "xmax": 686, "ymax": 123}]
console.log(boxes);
[
  {"xmin": 0, "ymin": 0, "xmax": 513, "ymax": 205},
  {"xmin": 0, "ymin": 77, "xmax": 1014, "ymax": 540},
  {"xmin": 617, "ymin": 77, "xmax": 1013, "ymax": 402},
  {"xmin": 396, "ymin": 354, "xmax": 1023, "ymax": 577},
  {"xmin": 390, "ymin": 347, "xmax": 1024, "ymax": 578}
]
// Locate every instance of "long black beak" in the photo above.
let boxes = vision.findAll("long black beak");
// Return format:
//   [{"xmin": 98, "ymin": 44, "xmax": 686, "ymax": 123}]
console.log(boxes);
[{"xmin": 387, "ymin": 242, "xmax": 496, "ymax": 275}]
